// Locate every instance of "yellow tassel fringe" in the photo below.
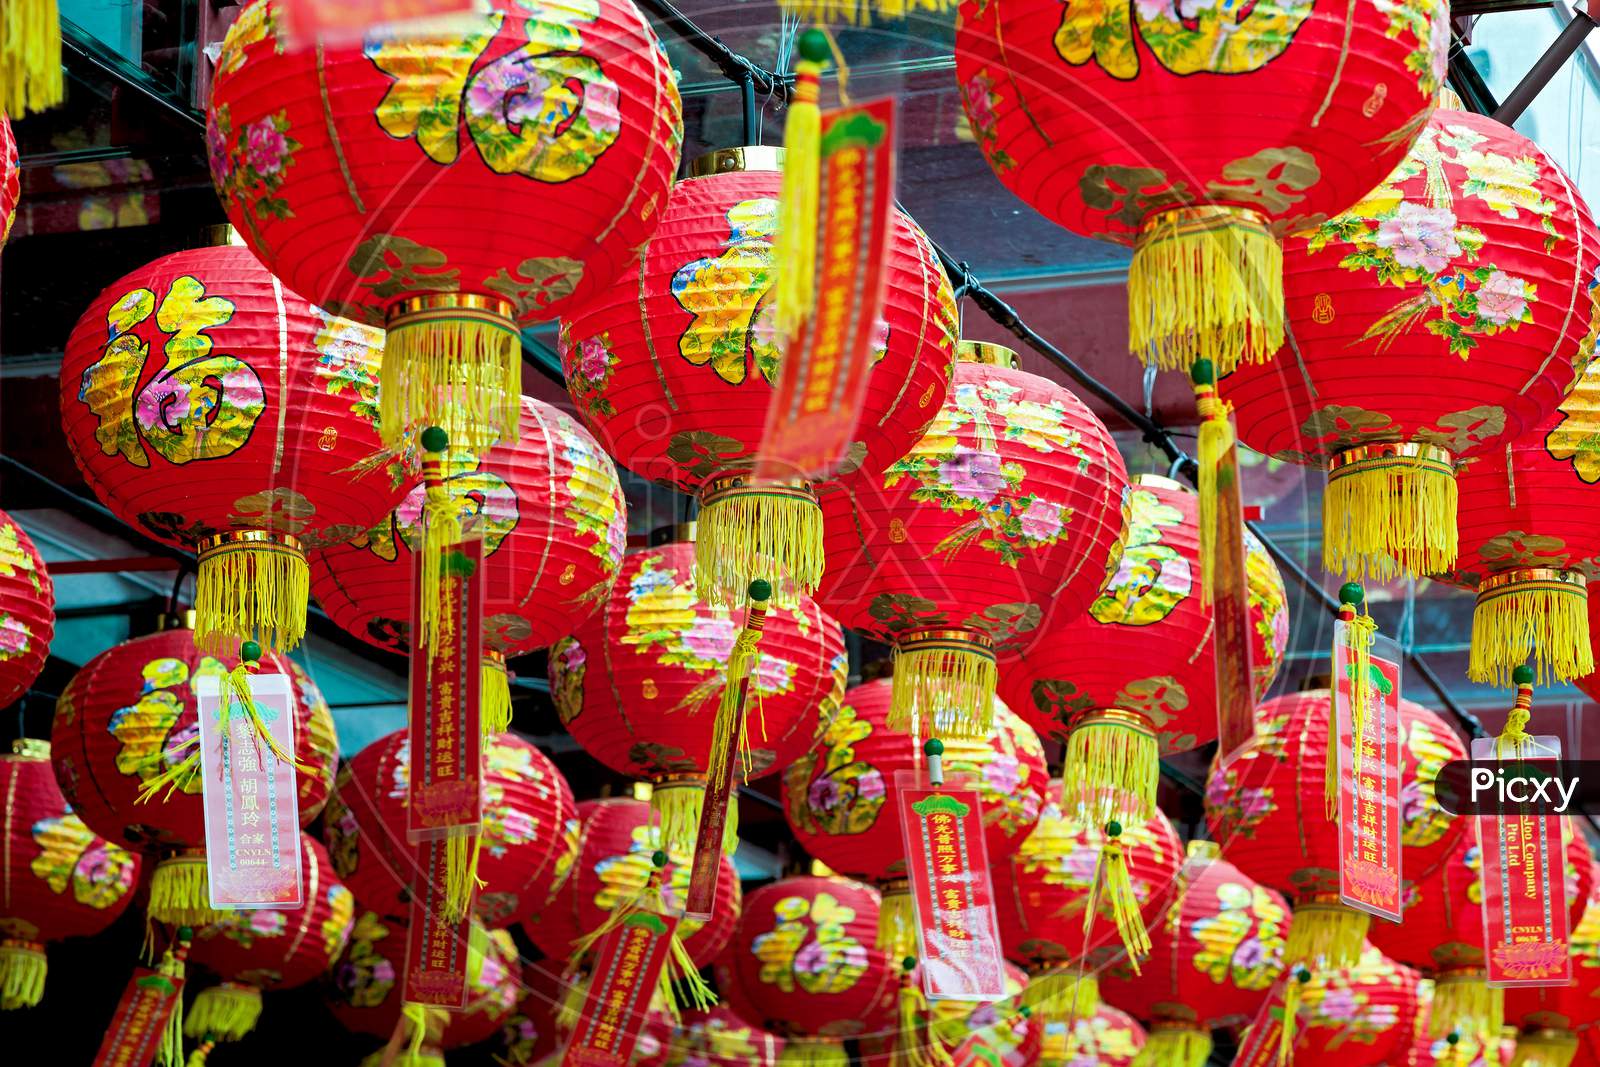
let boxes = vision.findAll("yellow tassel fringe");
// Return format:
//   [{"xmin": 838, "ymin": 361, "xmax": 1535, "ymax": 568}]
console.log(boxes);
[
  {"xmin": 653, "ymin": 778, "xmax": 738, "ymax": 856},
  {"xmin": 1129, "ymin": 207, "xmax": 1283, "ymax": 374},
  {"xmin": 0, "ymin": 941, "xmax": 45, "ymax": 1010},
  {"xmin": 1083, "ymin": 838, "xmax": 1152, "ymax": 971},
  {"xmin": 0, "ymin": 0, "xmax": 63, "ymax": 117},
  {"xmin": 185, "ymin": 982, "xmax": 262, "ymax": 1043},
  {"xmin": 1323, "ymin": 448, "xmax": 1457, "ymax": 582},
  {"xmin": 195, "ymin": 536, "xmax": 309, "ymax": 656},
  {"xmin": 778, "ymin": 1039, "xmax": 849, "ymax": 1067},
  {"xmin": 158, "ymin": 943, "xmax": 187, "ymax": 1067},
  {"xmin": 1431, "ymin": 974, "xmax": 1504, "ymax": 1042},
  {"xmin": 482, "ymin": 657, "xmax": 512, "ymax": 735},
  {"xmin": 775, "ymin": 0, "xmax": 954, "ymax": 25},
  {"xmin": 1285, "ymin": 900, "xmax": 1368, "ymax": 971},
  {"xmin": 707, "ymin": 624, "xmax": 765, "ymax": 796},
  {"xmin": 877, "ymin": 884, "xmax": 917, "ymax": 960},
  {"xmin": 1023, "ymin": 969, "xmax": 1099, "ymax": 1024},
  {"xmin": 149, "ymin": 855, "xmax": 223, "ymax": 929},
  {"xmin": 567, "ymin": 871, "xmax": 716, "ymax": 1023},
  {"xmin": 1470, "ymin": 573, "xmax": 1592, "ymax": 687},
  {"xmin": 1134, "ymin": 1025, "xmax": 1213, "ymax": 1067},
  {"xmin": 773, "ymin": 53, "xmax": 823, "ymax": 346},
  {"xmin": 443, "ymin": 833, "xmax": 482, "ymax": 924},
  {"xmin": 889, "ymin": 637, "xmax": 997, "ymax": 739},
  {"xmin": 555, "ymin": 966, "xmax": 589, "ymax": 1033},
  {"xmin": 695, "ymin": 484, "xmax": 823, "ymax": 609},
  {"xmin": 1062, "ymin": 713, "xmax": 1158, "ymax": 828},
  {"xmin": 379, "ymin": 312, "xmax": 520, "ymax": 453},
  {"xmin": 663, "ymin": 927, "xmax": 718, "ymax": 1019},
  {"xmin": 1277, "ymin": 973, "xmax": 1303, "ymax": 1067},
  {"xmin": 1511, "ymin": 1031, "xmax": 1579, "ymax": 1067},
  {"xmin": 1192, "ymin": 365, "xmax": 1235, "ymax": 609}
]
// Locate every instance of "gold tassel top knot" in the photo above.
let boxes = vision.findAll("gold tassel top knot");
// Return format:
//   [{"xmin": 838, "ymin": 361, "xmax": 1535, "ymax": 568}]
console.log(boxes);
[{"xmin": 1498, "ymin": 666, "xmax": 1535, "ymax": 756}]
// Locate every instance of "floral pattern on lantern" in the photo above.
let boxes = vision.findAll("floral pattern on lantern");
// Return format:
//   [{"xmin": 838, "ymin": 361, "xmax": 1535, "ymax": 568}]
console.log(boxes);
[
  {"xmin": 1039, "ymin": 1002, "xmax": 1146, "ymax": 1067},
  {"xmin": 0, "ymin": 512, "xmax": 54, "ymax": 711}
]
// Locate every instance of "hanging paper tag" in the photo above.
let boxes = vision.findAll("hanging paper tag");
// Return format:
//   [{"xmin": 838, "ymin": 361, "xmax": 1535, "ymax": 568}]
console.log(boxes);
[
  {"xmin": 276, "ymin": 0, "xmax": 479, "ymax": 49},
  {"xmin": 1334, "ymin": 622, "xmax": 1404, "ymax": 921},
  {"xmin": 403, "ymin": 838, "xmax": 471, "ymax": 1008},
  {"xmin": 195, "ymin": 672, "xmax": 303, "ymax": 909},
  {"xmin": 1471, "ymin": 734, "xmax": 1572, "ymax": 987},
  {"xmin": 894, "ymin": 771, "xmax": 1007, "ymax": 1001},
  {"xmin": 1212, "ymin": 462, "xmax": 1256, "ymax": 760},
  {"xmin": 563, "ymin": 911, "xmax": 680, "ymax": 1067},
  {"xmin": 407, "ymin": 538, "xmax": 484, "ymax": 843},
  {"xmin": 92, "ymin": 964, "xmax": 187, "ymax": 1067},
  {"xmin": 753, "ymin": 97, "xmax": 896, "ymax": 486}
]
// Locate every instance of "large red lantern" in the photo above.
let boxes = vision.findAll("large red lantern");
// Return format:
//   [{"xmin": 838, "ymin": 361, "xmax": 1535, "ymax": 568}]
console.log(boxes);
[
  {"xmin": 0, "ymin": 509, "xmax": 54, "ymax": 710},
  {"xmin": 559, "ymin": 148, "xmax": 958, "ymax": 607},
  {"xmin": 1222, "ymin": 105, "xmax": 1600, "ymax": 583},
  {"xmin": 722, "ymin": 875, "xmax": 899, "ymax": 1066},
  {"xmin": 953, "ymin": 0, "xmax": 1448, "ymax": 376},
  {"xmin": 50, "ymin": 621, "xmax": 335, "ymax": 925},
  {"xmin": 1100, "ymin": 840, "xmax": 1289, "ymax": 1065},
  {"xmin": 208, "ymin": 0, "xmax": 683, "ymax": 454},
  {"xmin": 60, "ymin": 242, "xmax": 406, "ymax": 657},
  {"xmin": 183, "ymin": 835, "xmax": 355, "ymax": 1054},
  {"xmin": 818, "ymin": 341, "xmax": 1129, "ymax": 740},
  {"xmin": 322, "ymin": 727, "xmax": 578, "ymax": 929},
  {"xmin": 1206, "ymin": 689, "xmax": 1466, "ymax": 975},
  {"xmin": 1447, "ymin": 345, "xmax": 1600, "ymax": 687},
  {"xmin": 782, "ymin": 676, "xmax": 1047, "ymax": 954},
  {"xmin": 310, "ymin": 393, "xmax": 627, "ymax": 725},
  {"xmin": 1262, "ymin": 945, "xmax": 1423, "ymax": 1066},
  {"xmin": 549, "ymin": 536, "xmax": 845, "ymax": 852},
  {"xmin": 523, "ymin": 797, "xmax": 740, "ymax": 967},
  {"xmin": 998, "ymin": 474, "xmax": 1288, "ymax": 823},
  {"xmin": 0, "ymin": 739, "xmax": 141, "ymax": 1010}
]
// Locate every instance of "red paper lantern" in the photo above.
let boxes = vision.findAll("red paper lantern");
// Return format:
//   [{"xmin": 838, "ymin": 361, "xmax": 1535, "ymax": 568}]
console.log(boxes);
[
  {"xmin": 818, "ymin": 341, "xmax": 1129, "ymax": 741},
  {"xmin": 548, "ymin": 537, "xmax": 845, "ymax": 852},
  {"xmin": 50, "ymin": 622, "xmax": 335, "ymax": 924},
  {"xmin": 0, "ymin": 739, "xmax": 141, "ymax": 1010},
  {"xmin": 723, "ymin": 875, "xmax": 899, "ymax": 1065},
  {"xmin": 1222, "ymin": 105, "xmax": 1600, "ymax": 583},
  {"xmin": 323, "ymin": 727, "xmax": 578, "ymax": 929},
  {"xmin": 559, "ymin": 147, "xmax": 958, "ymax": 607},
  {"xmin": 327, "ymin": 910, "xmax": 521, "ymax": 1051},
  {"xmin": 997, "ymin": 474, "xmax": 1288, "ymax": 822},
  {"xmin": 0, "ymin": 114, "xmax": 16, "ymax": 246},
  {"xmin": 524, "ymin": 797, "xmax": 740, "ymax": 967},
  {"xmin": 1407, "ymin": 983, "xmax": 1517, "ymax": 1067},
  {"xmin": 1039, "ymin": 1002, "xmax": 1147, "ymax": 1067},
  {"xmin": 1273, "ymin": 945, "xmax": 1422, "ymax": 1067},
  {"xmin": 0, "ymin": 509, "xmax": 55, "ymax": 710},
  {"xmin": 1206, "ymin": 689, "xmax": 1466, "ymax": 973},
  {"xmin": 953, "ymin": 0, "xmax": 1448, "ymax": 375},
  {"xmin": 208, "ymin": 0, "xmax": 684, "ymax": 453},
  {"xmin": 1100, "ymin": 840, "xmax": 1289, "ymax": 1062},
  {"xmin": 60, "ymin": 242, "xmax": 406, "ymax": 657},
  {"xmin": 285, "ymin": 657, "xmax": 339, "ymax": 823},
  {"xmin": 664, "ymin": 1005, "xmax": 786, "ymax": 1067},
  {"xmin": 184, "ymin": 835, "xmax": 355, "ymax": 1049}
]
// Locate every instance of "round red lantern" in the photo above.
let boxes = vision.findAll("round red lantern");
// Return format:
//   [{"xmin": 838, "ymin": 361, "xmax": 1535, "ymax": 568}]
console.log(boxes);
[
  {"xmin": 1207, "ymin": 689, "xmax": 1466, "ymax": 974},
  {"xmin": 322, "ymin": 727, "xmax": 578, "ymax": 929},
  {"xmin": 782, "ymin": 676, "xmax": 1047, "ymax": 954},
  {"xmin": 665, "ymin": 1005, "xmax": 785, "ymax": 1067},
  {"xmin": 954, "ymin": 0, "xmax": 1448, "ymax": 376},
  {"xmin": 311, "ymin": 393, "xmax": 627, "ymax": 725},
  {"xmin": 1222, "ymin": 104, "xmax": 1600, "ymax": 583},
  {"xmin": 998, "ymin": 474, "xmax": 1289, "ymax": 823},
  {"xmin": 1100, "ymin": 840, "xmax": 1289, "ymax": 1064},
  {"xmin": 1040, "ymin": 1002, "xmax": 1147, "ymax": 1067},
  {"xmin": 61, "ymin": 242, "xmax": 406, "ymax": 657},
  {"xmin": 0, "ymin": 509, "xmax": 54, "ymax": 710},
  {"xmin": 1447, "ymin": 344, "xmax": 1600, "ymax": 687},
  {"xmin": 0, "ymin": 739, "xmax": 141, "ymax": 1010},
  {"xmin": 560, "ymin": 147, "xmax": 958, "ymax": 608},
  {"xmin": 549, "ymin": 536, "xmax": 845, "ymax": 852},
  {"xmin": 723, "ymin": 875, "xmax": 899, "ymax": 1065},
  {"xmin": 50, "ymin": 621, "xmax": 334, "ymax": 925},
  {"xmin": 818, "ymin": 341, "xmax": 1129, "ymax": 741},
  {"xmin": 285, "ymin": 657, "xmax": 339, "ymax": 823},
  {"xmin": 1260, "ymin": 945, "xmax": 1422, "ymax": 1066},
  {"xmin": 209, "ymin": 0, "xmax": 683, "ymax": 454},
  {"xmin": 184, "ymin": 835, "xmax": 355, "ymax": 1052},
  {"xmin": 524, "ymin": 797, "xmax": 739, "ymax": 967}
]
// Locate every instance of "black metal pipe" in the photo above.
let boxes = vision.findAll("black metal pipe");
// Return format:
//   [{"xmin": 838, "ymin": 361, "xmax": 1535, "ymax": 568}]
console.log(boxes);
[
  {"xmin": 741, "ymin": 72, "xmax": 760, "ymax": 145},
  {"xmin": 1492, "ymin": 5, "xmax": 1600, "ymax": 123}
]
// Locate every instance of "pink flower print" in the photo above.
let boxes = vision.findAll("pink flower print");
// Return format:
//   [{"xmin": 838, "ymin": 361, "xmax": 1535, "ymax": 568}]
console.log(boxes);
[
  {"xmin": 250, "ymin": 911, "xmax": 286, "ymax": 936},
  {"xmin": 581, "ymin": 80, "xmax": 623, "ymax": 142},
  {"xmin": 206, "ymin": 122, "xmax": 232, "ymax": 182},
  {"xmin": 684, "ymin": 616, "xmax": 737, "ymax": 663},
  {"xmin": 962, "ymin": 75, "xmax": 997, "ymax": 132},
  {"xmin": 164, "ymin": 721, "xmax": 198, "ymax": 765},
  {"xmin": 809, "ymin": 776, "xmax": 843, "ymax": 810},
  {"xmin": 1233, "ymin": 935, "xmax": 1267, "ymax": 972},
  {"xmin": 982, "ymin": 755, "xmax": 1021, "ymax": 794},
  {"xmin": 939, "ymin": 446, "xmax": 1005, "ymax": 504},
  {"xmin": 1061, "ymin": 848, "xmax": 1098, "ymax": 884},
  {"xmin": 855, "ymin": 768, "xmax": 886, "ymax": 800},
  {"xmin": 1374, "ymin": 202, "xmax": 1462, "ymax": 273},
  {"xmin": 0, "ymin": 617, "xmax": 28, "ymax": 656},
  {"xmin": 1135, "ymin": 0, "xmax": 1177, "ymax": 19},
  {"xmin": 560, "ymin": 641, "xmax": 587, "ymax": 673},
  {"xmin": 467, "ymin": 61, "xmax": 532, "ymax": 120},
  {"xmin": 1476, "ymin": 270, "xmax": 1531, "ymax": 325},
  {"xmin": 1019, "ymin": 498, "xmax": 1063, "ymax": 540},
  {"xmin": 1315, "ymin": 987, "xmax": 1358, "ymax": 1021},
  {"xmin": 245, "ymin": 119, "xmax": 289, "ymax": 175},
  {"xmin": 578, "ymin": 337, "xmax": 612, "ymax": 383}
]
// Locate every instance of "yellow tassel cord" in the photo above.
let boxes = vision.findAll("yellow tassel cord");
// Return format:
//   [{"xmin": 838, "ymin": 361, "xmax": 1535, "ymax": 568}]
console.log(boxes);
[
  {"xmin": 772, "ymin": 34, "xmax": 825, "ymax": 347},
  {"xmin": 1511, "ymin": 1031, "xmax": 1580, "ymax": 1067},
  {"xmin": 1062, "ymin": 710, "xmax": 1158, "ymax": 828},
  {"xmin": 443, "ymin": 833, "xmax": 483, "ymax": 925},
  {"xmin": 195, "ymin": 534, "xmax": 309, "ymax": 656},
  {"xmin": 773, "ymin": 0, "xmax": 954, "ymax": 26},
  {"xmin": 891, "ymin": 975, "xmax": 953, "ymax": 1067},
  {"xmin": 555, "ymin": 966, "xmax": 590, "ymax": 1034},
  {"xmin": 417, "ymin": 437, "xmax": 465, "ymax": 660},
  {"xmin": 378, "ymin": 301, "xmax": 520, "ymax": 453},
  {"xmin": 366, "ymin": 1003, "xmax": 449, "ymax": 1067},
  {"xmin": 1133, "ymin": 1024, "xmax": 1213, "ymax": 1067},
  {"xmin": 1128, "ymin": 207, "xmax": 1283, "ymax": 374},
  {"xmin": 156, "ymin": 936, "xmax": 192, "ymax": 1067},
  {"xmin": 148, "ymin": 855, "xmax": 224, "ymax": 929},
  {"xmin": 1326, "ymin": 591, "xmax": 1377, "ymax": 821},
  {"xmin": 1191, "ymin": 360, "xmax": 1235, "ymax": 608},
  {"xmin": 890, "ymin": 632, "xmax": 997, "ymax": 739},
  {"xmin": 1285, "ymin": 899, "xmax": 1369, "ymax": 972},
  {"xmin": 695, "ymin": 480, "xmax": 823, "ymax": 610},
  {"xmin": 184, "ymin": 982, "xmax": 262, "ymax": 1043},
  {"xmin": 1276, "ymin": 970, "xmax": 1307, "ymax": 1067},
  {"xmin": 1497, "ymin": 675, "xmax": 1536, "ymax": 760},
  {"xmin": 0, "ymin": 0, "xmax": 63, "ymax": 117},
  {"xmin": 185, "ymin": 1040, "xmax": 216, "ymax": 1067},
  {"xmin": 1081, "ymin": 829, "xmax": 1152, "ymax": 971},
  {"xmin": 482, "ymin": 655, "xmax": 513, "ymax": 735},
  {"xmin": 653, "ymin": 777, "xmax": 738, "ymax": 856},
  {"xmin": 1431, "ymin": 973, "xmax": 1503, "ymax": 1041},
  {"xmin": 1323, "ymin": 445, "xmax": 1457, "ymax": 582},
  {"xmin": 778, "ymin": 1039, "xmax": 849, "ymax": 1067},
  {"xmin": 0, "ymin": 940, "xmax": 45, "ymax": 1010},
  {"xmin": 1470, "ymin": 571, "xmax": 1592, "ymax": 687}
]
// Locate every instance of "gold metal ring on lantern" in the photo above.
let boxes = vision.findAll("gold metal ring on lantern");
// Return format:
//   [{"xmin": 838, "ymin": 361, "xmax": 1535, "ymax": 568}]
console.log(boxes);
[
  {"xmin": 483, "ymin": 649, "xmax": 506, "ymax": 669},
  {"xmin": 897, "ymin": 628, "xmax": 996, "ymax": 661},
  {"xmin": 1326, "ymin": 442, "xmax": 1455, "ymax": 480},
  {"xmin": 956, "ymin": 340, "xmax": 1019, "ymax": 368},
  {"xmin": 649, "ymin": 522, "xmax": 698, "ymax": 546},
  {"xmin": 388, "ymin": 293, "xmax": 518, "ymax": 333},
  {"xmin": 1135, "ymin": 473, "xmax": 1184, "ymax": 491},
  {"xmin": 700, "ymin": 474, "xmax": 816, "ymax": 508},
  {"xmin": 1295, "ymin": 891, "xmax": 1347, "ymax": 910},
  {"xmin": 1150, "ymin": 1018, "xmax": 1208, "ymax": 1035},
  {"xmin": 1435, "ymin": 965, "xmax": 1488, "ymax": 982},
  {"xmin": 1138, "ymin": 205, "xmax": 1272, "ymax": 247},
  {"xmin": 654, "ymin": 772, "xmax": 708, "ymax": 790},
  {"xmin": 1518, "ymin": 1029, "xmax": 1578, "ymax": 1050},
  {"xmin": 687, "ymin": 146, "xmax": 784, "ymax": 177},
  {"xmin": 8, "ymin": 738, "xmax": 48, "ymax": 760},
  {"xmin": 198, "ymin": 529, "xmax": 303, "ymax": 560},
  {"xmin": 1477, "ymin": 567, "xmax": 1586, "ymax": 605},
  {"xmin": 161, "ymin": 609, "xmax": 198, "ymax": 632},
  {"xmin": 1068, "ymin": 706, "xmax": 1155, "ymax": 737},
  {"xmin": 877, "ymin": 878, "xmax": 911, "ymax": 897}
]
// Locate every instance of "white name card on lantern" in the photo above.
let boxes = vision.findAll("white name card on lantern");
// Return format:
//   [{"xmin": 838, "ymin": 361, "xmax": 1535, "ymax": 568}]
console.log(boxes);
[{"xmin": 195, "ymin": 672, "xmax": 303, "ymax": 909}]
